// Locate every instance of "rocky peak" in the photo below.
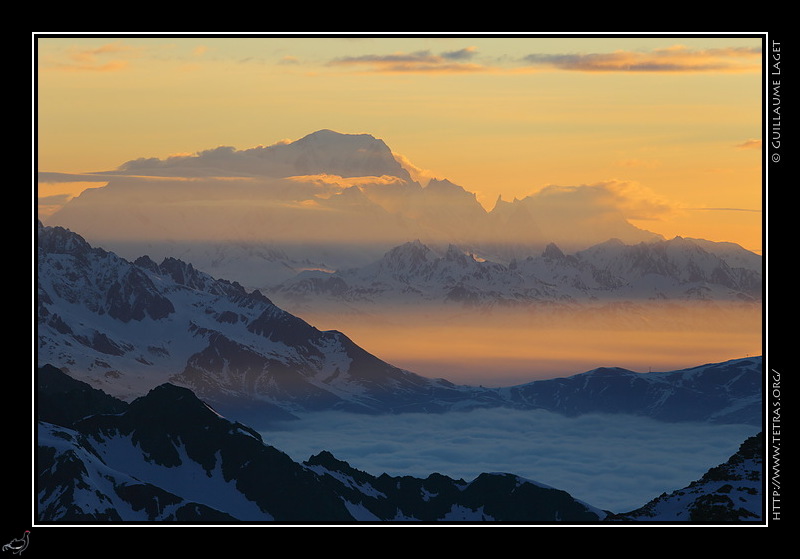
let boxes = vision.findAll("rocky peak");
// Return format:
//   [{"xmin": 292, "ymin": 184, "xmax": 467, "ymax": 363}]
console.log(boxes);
[
  {"xmin": 542, "ymin": 242, "xmax": 566, "ymax": 260},
  {"xmin": 37, "ymin": 364, "xmax": 128, "ymax": 427},
  {"xmin": 383, "ymin": 240, "xmax": 434, "ymax": 273},
  {"xmin": 444, "ymin": 244, "xmax": 471, "ymax": 264},
  {"xmin": 37, "ymin": 222, "xmax": 97, "ymax": 259}
]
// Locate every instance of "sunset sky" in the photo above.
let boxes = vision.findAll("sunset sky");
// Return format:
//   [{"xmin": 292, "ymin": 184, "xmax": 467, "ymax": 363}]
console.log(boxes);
[{"xmin": 36, "ymin": 33, "xmax": 764, "ymax": 253}]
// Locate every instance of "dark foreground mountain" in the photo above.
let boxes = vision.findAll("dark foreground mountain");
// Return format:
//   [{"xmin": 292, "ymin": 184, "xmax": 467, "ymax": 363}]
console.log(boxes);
[
  {"xmin": 36, "ymin": 365, "xmax": 762, "ymax": 523},
  {"xmin": 37, "ymin": 222, "xmax": 762, "ymax": 428},
  {"xmin": 36, "ymin": 365, "xmax": 605, "ymax": 523}
]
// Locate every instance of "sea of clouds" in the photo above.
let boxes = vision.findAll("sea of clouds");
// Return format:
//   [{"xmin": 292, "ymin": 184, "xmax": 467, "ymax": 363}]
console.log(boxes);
[{"xmin": 260, "ymin": 408, "xmax": 760, "ymax": 514}]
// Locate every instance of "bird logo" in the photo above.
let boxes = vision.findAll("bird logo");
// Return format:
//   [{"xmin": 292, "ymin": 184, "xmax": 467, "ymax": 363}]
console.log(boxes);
[{"xmin": 2, "ymin": 531, "xmax": 29, "ymax": 555}]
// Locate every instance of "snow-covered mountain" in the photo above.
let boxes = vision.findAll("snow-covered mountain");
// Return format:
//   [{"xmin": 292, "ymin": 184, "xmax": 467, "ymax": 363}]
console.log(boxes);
[
  {"xmin": 42, "ymin": 129, "xmax": 666, "ymax": 289},
  {"xmin": 36, "ymin": 365, "xmax": 608, "ymax": 523},
  {"xmin": 497, "ymin": 357, "xmax": 762, "ymax": 426},
  {"xmin": 37, "ymin": 365, "xmax": 762, "ymax": 523},
  {"xmin": 36, "ymin": 221, "xmax": 481, "ymax": 426},
  {"xmin": 37, "ymin": 222, "xmax": 761, "ymax": 427},
  {"xmin": 112, "ymin": 128, "xmax": 416, "ymax": 182},
  {"xmin": 271, "ymin": 236, "xmax": 762, "ymax": 309}
]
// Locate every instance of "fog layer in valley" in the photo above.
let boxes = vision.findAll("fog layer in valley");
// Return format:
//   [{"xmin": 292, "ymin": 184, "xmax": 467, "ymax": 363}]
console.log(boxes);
[{"xmin": 261, "ymin": 407, "xmax": 760, "ymax": 514}]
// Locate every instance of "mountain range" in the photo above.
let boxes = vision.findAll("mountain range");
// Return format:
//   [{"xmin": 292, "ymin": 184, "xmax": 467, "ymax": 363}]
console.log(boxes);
[
  {"xmin": 270, "ymin": 235, "xmax": 762, "ymax": 312},
  {"xmin": 37, "ymin": 222, "xmax": 762, "ymax": 428},
  {"xmin": 36, "ymin": 364, "xmax": 763, "ymax": 523},
  {"xmin": 42, "ymin": 129, "xmax": 671, "ymax": 290}
]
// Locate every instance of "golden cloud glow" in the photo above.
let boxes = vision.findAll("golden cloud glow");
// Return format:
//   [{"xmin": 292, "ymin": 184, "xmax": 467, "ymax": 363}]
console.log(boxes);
[
  {"xmin": 285, "ymin": 173, "xmax": 407, "ymax": 189},
  {"xmin": 533, "ymin": 180, "xmax": 678, "ymax": 222}
]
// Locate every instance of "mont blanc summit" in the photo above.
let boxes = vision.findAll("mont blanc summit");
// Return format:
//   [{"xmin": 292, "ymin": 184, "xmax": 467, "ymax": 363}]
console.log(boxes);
[{"xmin": 44, "ymin": 129, "xmax": 665, "ymax": 290}]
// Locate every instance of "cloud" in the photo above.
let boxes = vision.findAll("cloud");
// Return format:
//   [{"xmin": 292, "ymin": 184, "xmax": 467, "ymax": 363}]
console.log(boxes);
[
  {"xmin": 328, "ymin": 48, "xmax": 487, "ymax": 73},
  {"xmin": 688, "ymin": 207, "xmax": 762, "ymax": 213},
  {"xmin": 37, "ymin": 172, "xmax": 110, "ymax": 184},
  {"xmin": 735, "ymin": 138, "xmax": 762, "ymax": 150},
  {"xmin": 440, "ymin": 46, "xmax": 479, "ymax": 60},
  {"xmin": 531, "ymin": 180, "xmax": 677, "ymax": 222},
  {"xmin": 392, "ymin": 152, "xmax": 437, "ymax": 184},
  {"xmin": 522, "ymin": 45, "xmax": 762, "ymax": 73},
  {"xmin": 40, "ymin": 41, "xmax": 141, "ymax": 72},
  {"xmin": 323, "ymin": 43, "xmax": 761, "ymax": 76},
  {"xmin": 38, "ymin": 193, "xmax": 72, "ymax": 206},
  {"xmin": 261, "ymin": 408, "xmax": 759, "ymax": 513},
  {"xmin": 285, "ymin": 173, "xmax": 406, "ymax": 190}
]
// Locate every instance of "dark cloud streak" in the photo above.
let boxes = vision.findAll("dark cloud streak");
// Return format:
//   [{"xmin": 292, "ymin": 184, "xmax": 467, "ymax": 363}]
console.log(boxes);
[
  {"xmin": 521, "ymin": 46, "xmax": 762, "ymax": 73},
  {"xmin": 327, "ymin": 47, "xmax": 485, "ymax": 73}
]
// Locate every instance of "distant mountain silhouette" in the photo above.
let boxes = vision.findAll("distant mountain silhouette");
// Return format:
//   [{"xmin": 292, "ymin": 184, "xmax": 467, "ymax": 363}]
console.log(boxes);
[{"xmin": 44, "ymin": 129, "xmax": 665, "ymax": 288}]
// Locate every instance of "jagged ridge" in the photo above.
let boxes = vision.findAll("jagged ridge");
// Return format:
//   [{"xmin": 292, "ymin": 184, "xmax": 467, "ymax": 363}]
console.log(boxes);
[{"xmin": 273, "ymin": 237, "xmax": 762, "ymax": 307}]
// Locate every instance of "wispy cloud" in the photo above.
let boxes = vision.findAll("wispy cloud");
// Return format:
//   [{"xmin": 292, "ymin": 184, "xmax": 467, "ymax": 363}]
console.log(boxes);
[
  {"xmin": 324, "ymin": 43, "xmax": 761, "ymax": 75},
  {"xmin": 328, "ymin": 47, "xmax": 486, "ymax": 73},
  {"xmin": 40, "ymin": 41, "xmax": 142, "ymax": 72},
  {"xmin": 37, "ymin": 172, "xmax": 110, "ymax": 183},
  {"xmin": 735, "ymin": 138, "xmax": 762, "ymax": 149},
  {"xmin": 532, "ymin": 180, "xmax": 678, "ymax": 222},
  {"xmin": 688, "ymin": 207, "xmax": 762, "ymax": 213},
  {"xmin": 522, "ymin": 45, "xmax": 762, "ymax": 73}
]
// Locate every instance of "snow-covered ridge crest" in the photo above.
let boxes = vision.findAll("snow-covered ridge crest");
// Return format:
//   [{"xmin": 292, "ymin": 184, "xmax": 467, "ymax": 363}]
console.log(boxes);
[{"xmin": 272, "ymin": 236, "xmax": 762, "ymax": 309}]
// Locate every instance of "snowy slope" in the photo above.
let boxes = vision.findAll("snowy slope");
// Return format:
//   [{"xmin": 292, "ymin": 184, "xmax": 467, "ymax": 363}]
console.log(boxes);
[
  {"xmin": 608, "ymin": 433, "xmax": 763, "ymax": 522},
  {"xmin": 497, "ymin": 357, "xmax": 763, "ymax": 426}
]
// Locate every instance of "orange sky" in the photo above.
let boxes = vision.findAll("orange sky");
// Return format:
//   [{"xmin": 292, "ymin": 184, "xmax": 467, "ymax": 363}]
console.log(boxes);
[{"xmin": 36, "ymin": 33, "xmax": 765, "ymax": 253}]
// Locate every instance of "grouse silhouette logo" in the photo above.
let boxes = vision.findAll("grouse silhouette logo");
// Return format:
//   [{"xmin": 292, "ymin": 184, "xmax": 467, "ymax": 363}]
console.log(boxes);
[{"xmin": 2, "ymin": 531, "xmax": 29, "ymax": 555}]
